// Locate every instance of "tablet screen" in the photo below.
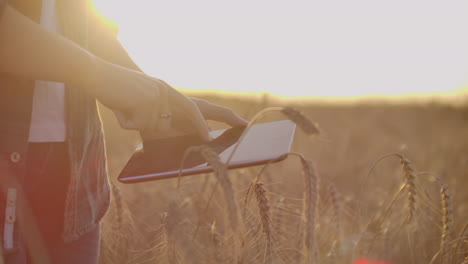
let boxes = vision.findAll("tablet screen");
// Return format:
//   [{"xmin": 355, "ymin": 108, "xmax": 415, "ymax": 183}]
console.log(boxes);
[{"xmin": 118, "ymin": 120, "xmax": 296, "ymax": 183}]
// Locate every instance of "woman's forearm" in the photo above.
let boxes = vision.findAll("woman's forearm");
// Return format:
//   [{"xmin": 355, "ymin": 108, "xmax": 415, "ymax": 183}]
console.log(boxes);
[
  {"xmin": 0, "ymin": 5, "xmax": 96, "ymax": 90},
  {"xmin": 0, "ymin": 5, "xmax": 152, "ymax": 111}
]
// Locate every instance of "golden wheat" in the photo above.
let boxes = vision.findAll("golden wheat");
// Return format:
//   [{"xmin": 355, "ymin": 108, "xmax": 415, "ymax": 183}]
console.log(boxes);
[
  {"xmin": 254, "ymin": 181, "xmax": 273, "ymax": 263},
  {"xmin": 328, "ymin": 181, "xmax": 342, "ymax": 242},
  {"xmin": 184, "ymin": 145, "xmax": 240, "ymax": 233},
  {"xmin": 160, "ymin": 212, "xmax": 177, "ymax": 264},
  {"xmin": 281, "ymin": 107, "xmax": 320, "ymax": 136},
  {"xmin": 440, "ymin": 184, "xmax": 453, "ymax": 255},
  {"xmin": 456, "ymin": 222, "xmax": 468, "ymax": 264},
  {"xmin": 209, "ymin": 221, "xmax": 223, "ymax": 262},
  {"xmin": 400, "ymin": 156, "xmax": 417, "ymax": 222},
  {"xmin": 98, "ymin": 102, "xmax": 468, "ymax": 264},
  {"xmin": 299, "ymin": 156, "xmax": 319, "ymax": 262},
  {"xmin": 109, "ymin": 182, "xmax": 124, "ymax": 228}
]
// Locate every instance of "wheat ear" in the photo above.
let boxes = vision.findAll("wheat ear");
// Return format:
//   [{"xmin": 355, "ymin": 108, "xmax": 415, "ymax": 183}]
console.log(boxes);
[
  {"xmin": 301, "ymin": 158, "xmax": 318, "ymax": 261},
  {"xmin": 400, "ymin": 157, "xmax": 417, "ymax": 222},
  {"xmin": 440, "ymin": 184, "xmax": 453, "ymax": 257},
  {"xmin": 254, "ymin": 181, "xmax": 273, "ymax": 263},
  {"xmin": 285, "ymin": 152, "xmax": 319, "ymax": 262},
  {"xmin": 243, "ymin": 159, "xmax": 277, "ymax": 218},
  {"xmin": 281, "ymin": 107, "xmax": 320, "ymax": 135},
  {"xmin": 328, "ymin": 182, "xmax": 342, "ymax": 242},
  {"xmin": 357, "ymin": 153, "xmax": 418, "ymax": 222}
]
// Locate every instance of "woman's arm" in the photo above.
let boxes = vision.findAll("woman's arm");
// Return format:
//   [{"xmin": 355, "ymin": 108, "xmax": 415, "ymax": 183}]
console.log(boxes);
[
  {"xmin": 0, "ymin": 5, "xmax": 211, "ymax": 139},
  {"xmin": 0, "ymin": 5, "xmax": 244, "ymax": 139},
  {"xmin": 0, "ymin": 5, "xmax": 161, "ymax": 111},
  {"xmin": 87, "ymin": 14, "xmax": 248, "ymax": 129},
  {"xmin": 0, "ymin": 5, "xmax": 96, "ymax": 87}
]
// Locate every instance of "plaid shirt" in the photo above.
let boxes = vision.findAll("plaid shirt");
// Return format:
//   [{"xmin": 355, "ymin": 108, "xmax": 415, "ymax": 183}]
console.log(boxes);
[{"xmin": 0, "ymin": 0, "xmax": 113, "ymax": 242}]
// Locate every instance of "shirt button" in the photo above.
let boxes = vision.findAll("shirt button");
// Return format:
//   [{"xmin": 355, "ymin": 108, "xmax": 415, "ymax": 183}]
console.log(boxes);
[{"xmin": 10, "ymin": 152, "xmax": 21, "ymax": 163}]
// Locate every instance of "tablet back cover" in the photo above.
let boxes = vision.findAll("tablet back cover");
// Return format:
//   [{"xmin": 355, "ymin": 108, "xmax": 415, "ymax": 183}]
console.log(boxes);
[{"xmin": 119, "ymin": 120, "xmax": 295, "ymax": 183}]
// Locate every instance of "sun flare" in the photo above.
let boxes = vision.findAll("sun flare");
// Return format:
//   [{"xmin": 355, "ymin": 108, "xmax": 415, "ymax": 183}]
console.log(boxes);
[{"xmin": 93, "ymin": 0, "xmax": 468, "ymax": 100}]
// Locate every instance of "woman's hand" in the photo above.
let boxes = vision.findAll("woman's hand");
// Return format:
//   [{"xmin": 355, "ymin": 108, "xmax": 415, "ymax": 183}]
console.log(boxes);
[
  {"xmin": 137, "ymin": 86, "xmax": 248, "ymax": 141},
  {"xmin": 88, "ymin": 59, "xmax": 246, "ymax": 142},
  {"xmin": 85, "ymin": 59, "xmax": 209, "ymax": 141},
  {"xmin": 112, "ymin": 78, "xmax": 213, "ymax": 142},
  {"xmin": 190, "ymin": 98, "xmax": 248, "ymax": 127}
]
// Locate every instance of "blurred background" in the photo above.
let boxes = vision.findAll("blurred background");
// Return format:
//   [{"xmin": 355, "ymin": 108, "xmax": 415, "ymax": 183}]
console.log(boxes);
[{"xmin": 93, "ymin": 0, "xmax": 468, "ymax": 101}]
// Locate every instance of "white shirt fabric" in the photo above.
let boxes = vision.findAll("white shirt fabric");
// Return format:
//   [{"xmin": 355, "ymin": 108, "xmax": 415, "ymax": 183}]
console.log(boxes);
[{"xmin": 28, "ymin": 0, "xmax": 67, "ymax": 142}]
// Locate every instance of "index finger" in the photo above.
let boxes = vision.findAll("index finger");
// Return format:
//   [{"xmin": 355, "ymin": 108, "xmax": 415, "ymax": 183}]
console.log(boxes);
[
  {"xmin": 167, "ymin": 86, "xmax": 211, "ymax": 142},
  {"xmin": 205, "ymin": 105, "xmax": 248, "ymax": 127}
]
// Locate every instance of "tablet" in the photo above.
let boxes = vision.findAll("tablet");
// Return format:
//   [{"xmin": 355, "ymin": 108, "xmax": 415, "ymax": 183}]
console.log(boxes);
[{"xmin": 118, "ymin": 120, "xmax": 296, "ymax": 183}]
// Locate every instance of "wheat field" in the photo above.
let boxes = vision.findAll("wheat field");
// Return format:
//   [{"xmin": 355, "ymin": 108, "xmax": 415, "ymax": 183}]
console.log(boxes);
[{"xmin": 97, "ymin": 94, "xmax": 468, "ymax": 264}]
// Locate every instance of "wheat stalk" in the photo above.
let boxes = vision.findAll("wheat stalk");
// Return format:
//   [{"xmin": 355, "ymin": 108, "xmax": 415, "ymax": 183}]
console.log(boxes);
[
  {"xmin": 246, "ymin": 152, "xmax": 319, "ymax": 262},
  {"xmin": 328, "ymin": 182, "xmax": 342, "ymax": 242},
  {"xmin": 273, "ymin": 196, "xmax": 286, "ymax": 238},
  {"xmin": 356, "ymin": 153, "xmax": 401, "ymax": 215},
  {"xmin": 440, "ymin": 184, "xmax": 453, "ymax": 261},
  {"xmin": 209, "ymin": 221, "xmax": 223, "ymax": 262},
  {"xmin": 184, "ymin": 107, "xmax": 319, "ymax": 245},
  {"xmin": 109, "ymin": 182, "xmax": 127, "ymax": 260},
  {"xmin": 184, "ymin": 145, "xmax": 244, "ymax": 264},
  {"xmin": 245, "ymin": 152, "xmax": 319, "ymax": 262},
  {"xmin": 282, "ymin": 153, "xmax": 319, "ymax": 263},
  {"xmin": 302, "ymin": 158, "xmax": 318, "ymax": 262},
  {"xmin": 178, "ymin": 107, "xmax": 318, "ymax": 262},
  {"xmin": 254, "ymin": 181, "xmax": 273, "ymax": 263},
  {"xmin": 158, "ymin": 212, "xmax": 177, "ymax": 264},
  {"xmin": 400, "ymin": 157, "xmax": 417, "ymax": 222},
  {"xmin": 357, "ymin": 153, "xmax": 418, "ymax": 223},
  {"xmin": 190, "ymin": 145, "xmax": 240, "ymax": 233},
  {"xmin": 452, "ymin": 222, "xmax": 468, "ymax": 264},
  {"xmin": 110, "ymin": 182, "xmax": 124, "ymax": 228},
  {"xmin": 461, "ymin": 224, "xmax": 468, "ymax": 263}
]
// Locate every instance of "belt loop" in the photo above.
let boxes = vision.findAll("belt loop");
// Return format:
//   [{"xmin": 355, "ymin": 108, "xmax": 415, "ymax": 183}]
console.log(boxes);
[{"xmin": 4, "ymin": 188, "xmax": 17, "ymax": 250}]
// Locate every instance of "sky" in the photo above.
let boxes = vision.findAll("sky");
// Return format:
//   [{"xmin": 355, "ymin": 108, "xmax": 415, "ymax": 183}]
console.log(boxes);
[{"xmin": 93, "ymin": 0, "xmax": 468, "ymax": 99}]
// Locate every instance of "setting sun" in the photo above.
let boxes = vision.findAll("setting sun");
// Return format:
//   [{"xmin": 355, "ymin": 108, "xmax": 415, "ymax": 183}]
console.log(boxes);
[{"xmin": 93, "ymin": 0, "xmax": 468, "ymax": 100}]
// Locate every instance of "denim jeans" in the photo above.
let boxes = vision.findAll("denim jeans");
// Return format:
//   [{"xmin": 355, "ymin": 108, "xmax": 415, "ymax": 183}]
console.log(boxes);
[{"xmin": 2, "ymin": 143, "xmax": 100, "ymax": 264}]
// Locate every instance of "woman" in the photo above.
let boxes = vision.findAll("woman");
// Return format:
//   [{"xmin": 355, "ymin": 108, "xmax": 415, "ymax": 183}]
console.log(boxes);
[{"xmin": 0, "ymin": 1, "xmax": 246, "ymax": 263}]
